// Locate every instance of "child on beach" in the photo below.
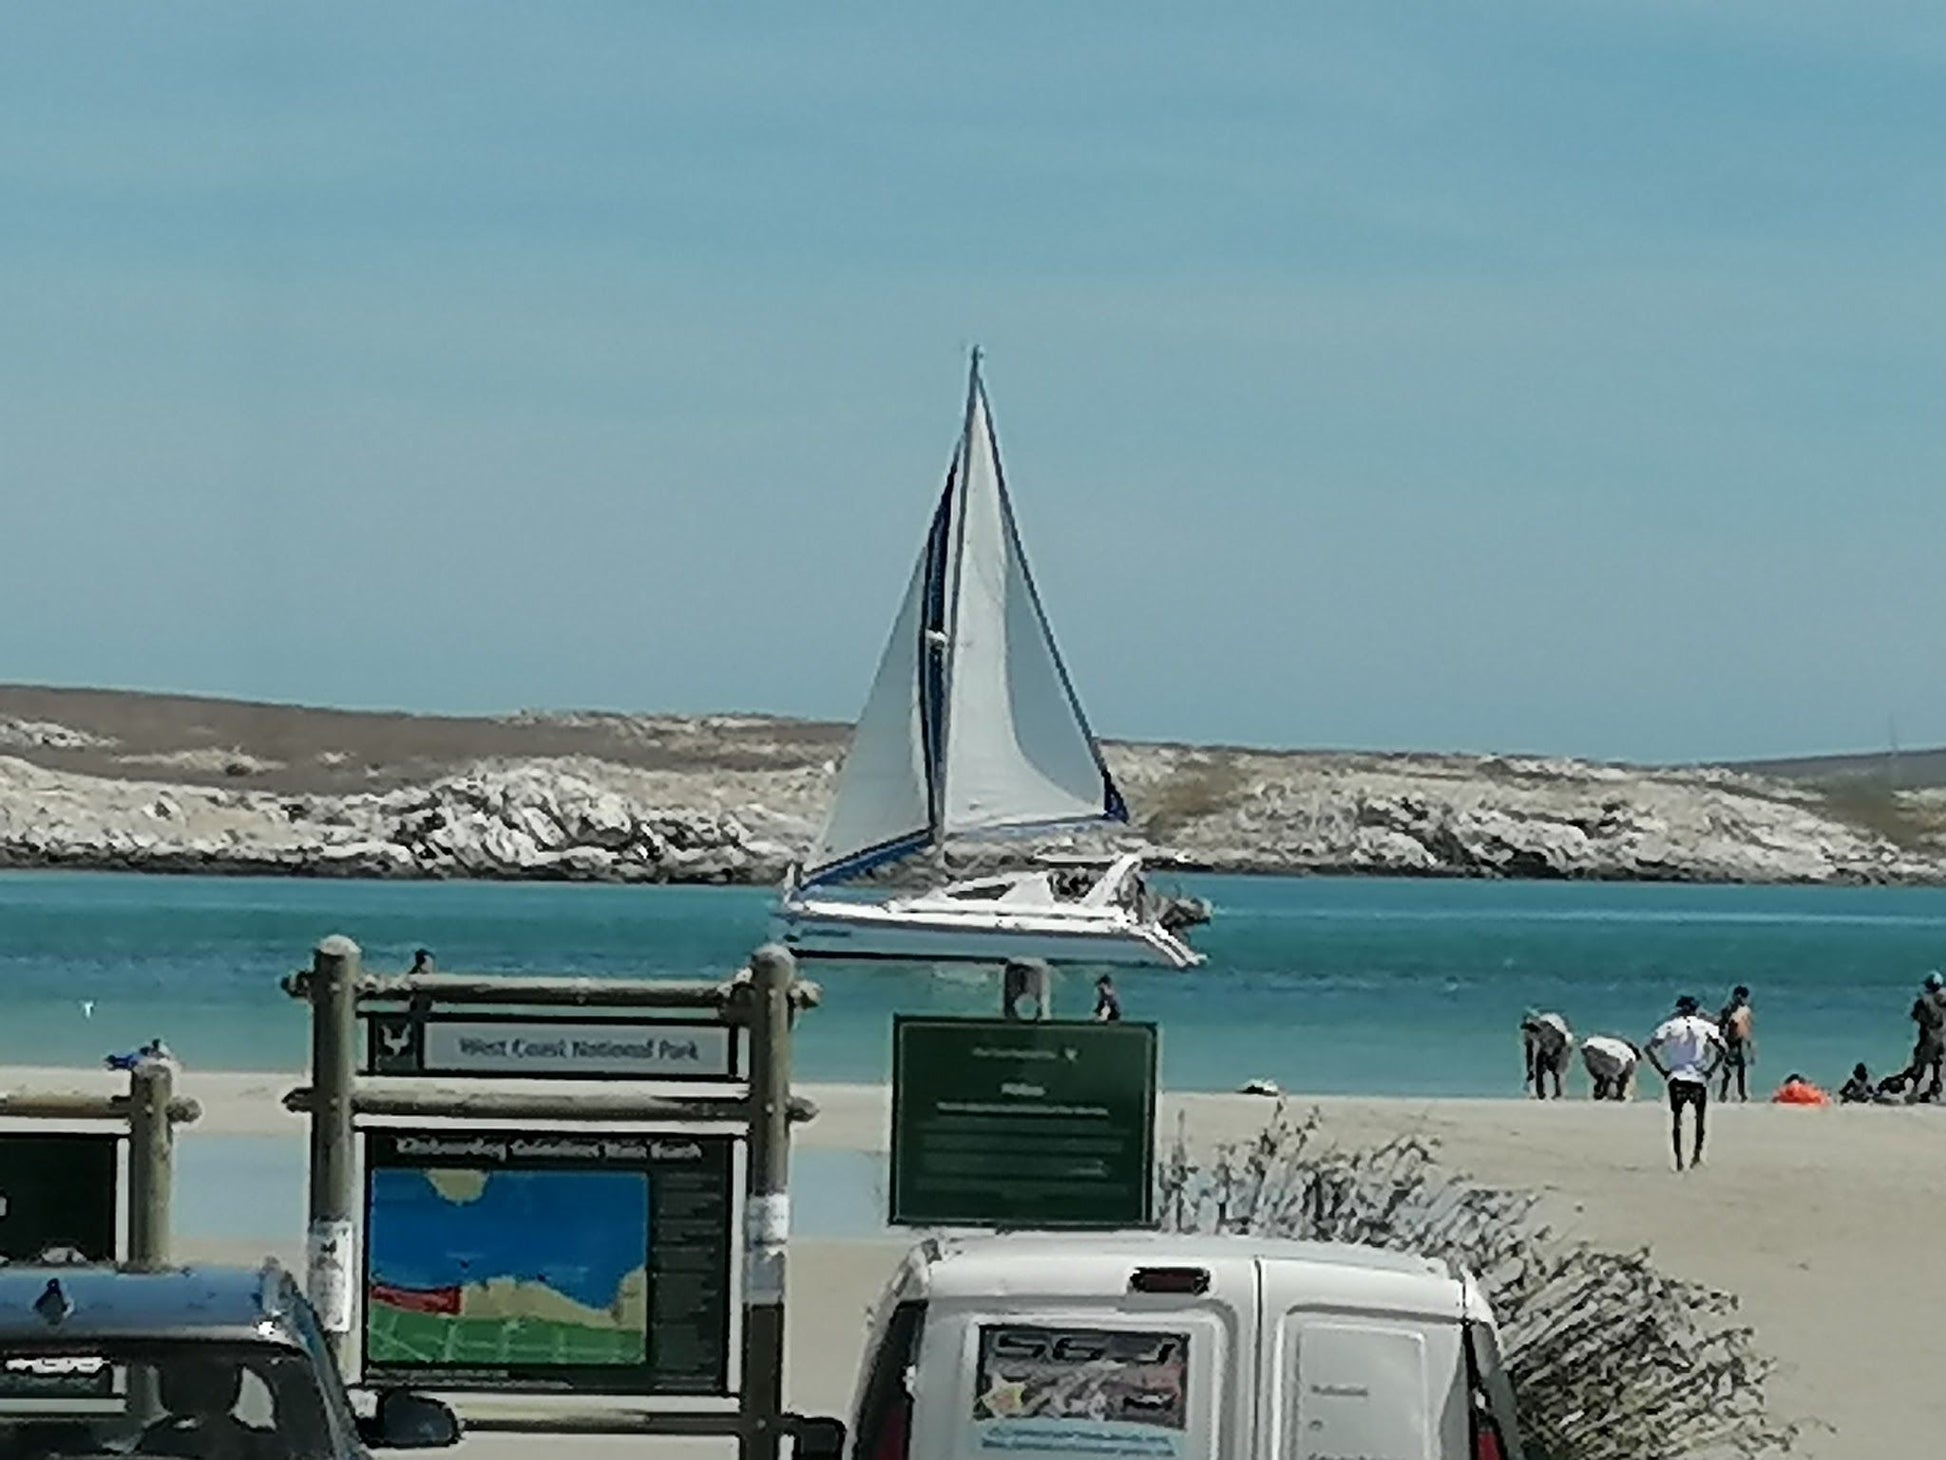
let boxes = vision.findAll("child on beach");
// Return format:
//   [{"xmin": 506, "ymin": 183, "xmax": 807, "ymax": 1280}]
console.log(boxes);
[
  {"xmin": 1645, "ymin": 995, "xmax": 1727, "ymax": 1170},
  {"xmin": 1839, "ymin": 1063, "xmax": 1875, "ymax": 1104}
]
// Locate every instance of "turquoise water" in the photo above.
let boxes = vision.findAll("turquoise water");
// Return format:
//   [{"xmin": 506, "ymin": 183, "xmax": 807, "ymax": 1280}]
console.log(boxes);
[{"xmin": 4, "ymin": 870, "xmax": 1945, "ymax": 1095}]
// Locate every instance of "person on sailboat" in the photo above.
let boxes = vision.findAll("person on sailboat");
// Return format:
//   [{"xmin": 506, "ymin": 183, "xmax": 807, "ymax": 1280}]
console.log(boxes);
[
  {"xmin": 1093, "ymin": 975, "xmax": 1122, "ymax": 1023},
  {"xmin": 1003, "ymin": 959, "xmax": 1052, "ymax": 1021}
]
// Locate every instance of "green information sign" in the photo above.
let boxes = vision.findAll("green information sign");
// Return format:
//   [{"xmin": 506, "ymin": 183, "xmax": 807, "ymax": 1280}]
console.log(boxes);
[
  {"xmin": 890, "ymin": 1017, "xmax": 1158, "ymax": 1229},
  {"xmin": 0, "ymin": 1133, "xmax": 118, "ymax": 1263}
]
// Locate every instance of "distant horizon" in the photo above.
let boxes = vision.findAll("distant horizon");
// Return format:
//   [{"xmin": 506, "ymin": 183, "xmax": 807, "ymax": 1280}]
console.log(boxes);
[{"xmin": 0, "ymin": 679, "xmax": 1925, "ymax": 771}]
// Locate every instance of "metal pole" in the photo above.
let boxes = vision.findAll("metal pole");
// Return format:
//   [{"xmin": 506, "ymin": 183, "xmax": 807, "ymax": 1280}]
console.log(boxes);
[
  {"xmin": 126, "ymin": 1062, "xmax": 173, "ymax": 1271},
  {"xmin": 306, "ymin": 935, "xmax": 360, "ymax": 1366},
  {"xmin": 741, "ymin": 944, "xmax": 796, "ymax": 1460}
]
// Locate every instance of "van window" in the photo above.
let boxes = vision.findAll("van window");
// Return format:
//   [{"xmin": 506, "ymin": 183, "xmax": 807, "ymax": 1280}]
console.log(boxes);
[
  {"xmin": 969, "ymin": 1325, "xmax": 1189, "ymax": 1459},
  {"xmin": 853, "ymin": 1301, "xmax": 925, "ymax": 1460},
  {"xmin": 1292, "ymin": 1322, "xmax": 1431, "ymax": 1460}
]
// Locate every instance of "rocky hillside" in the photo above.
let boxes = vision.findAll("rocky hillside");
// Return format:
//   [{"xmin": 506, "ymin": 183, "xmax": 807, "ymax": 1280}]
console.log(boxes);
[{"xmin": 2, "ymin": 685, "xmax": 1943, "ymax": 885}]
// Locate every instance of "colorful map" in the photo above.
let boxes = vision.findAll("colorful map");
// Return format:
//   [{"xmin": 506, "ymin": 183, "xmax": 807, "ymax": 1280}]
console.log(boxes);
[{"xmin": 366, "ymin": 1167, "xmax": 649, "ymax": 1369}]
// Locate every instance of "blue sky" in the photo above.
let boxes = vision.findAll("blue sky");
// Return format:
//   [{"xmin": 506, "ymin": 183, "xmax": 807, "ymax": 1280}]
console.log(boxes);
[{"xmin": 4, "ymin": 2, "xmax": 1945, "ymax": 763}]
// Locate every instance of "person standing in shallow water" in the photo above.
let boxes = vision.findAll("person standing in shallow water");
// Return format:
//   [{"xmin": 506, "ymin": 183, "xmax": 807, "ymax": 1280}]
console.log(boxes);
[
  {"xmin": 1716, "ymin": 985, "xmax": 1755, "ymax": 1102},
  {"xmin": 1093, "ymin": 975, "xmax": 1122, "ymax": 1022},
  {"xmin": 1645, "ymin": 995, "xmax": 1727, "ymax": 1171}
]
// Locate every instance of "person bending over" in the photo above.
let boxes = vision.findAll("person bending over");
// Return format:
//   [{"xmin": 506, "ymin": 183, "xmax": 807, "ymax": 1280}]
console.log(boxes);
[
  {"xmin": 1645, "ymin": 995, "xmax": 1726, "ymax": 1171},
  {"xmin": 1520, "ymin": 1010, "xmax": 1573, "ymax": 1099},
  {"xmin": 1580, "ymin": 1035, "xmax": 1639, "ymax": 1101}
]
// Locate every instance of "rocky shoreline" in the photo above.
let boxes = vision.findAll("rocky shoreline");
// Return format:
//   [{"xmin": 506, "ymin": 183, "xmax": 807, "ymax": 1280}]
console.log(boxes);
[{"xmin": 3, "ymin": 693, "xmax": 1943, "ymax": 885}]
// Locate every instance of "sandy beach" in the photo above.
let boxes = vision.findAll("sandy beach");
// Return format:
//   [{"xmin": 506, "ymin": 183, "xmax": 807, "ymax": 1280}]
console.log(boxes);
[{"xmin": 6, "ymin": 1066, "xmax": 1941, "ymax": 1457}]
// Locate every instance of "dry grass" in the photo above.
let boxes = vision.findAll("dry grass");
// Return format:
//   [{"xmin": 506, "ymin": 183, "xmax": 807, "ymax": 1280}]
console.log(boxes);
[
  {"xmin": 1815, "ymin": 781, "xmax": 1946, "ymax": 853},
  {"xmin": 1159, "ymin": 1106, "xmax": 1804, "ymax": 1459},
  {"xmin": 1142, "ymin": 756, "xmax": 1249, "ymax": 839}
]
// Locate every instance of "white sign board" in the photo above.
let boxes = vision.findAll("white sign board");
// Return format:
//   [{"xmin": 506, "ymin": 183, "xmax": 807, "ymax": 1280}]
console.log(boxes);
[
  {"xmin": 306, "ymin": 1218, "xmax": 356, "ymax": 1334},
  {"xmin": 420, "ymin": 1020, "xmax": 735, "ymax": 1078}
]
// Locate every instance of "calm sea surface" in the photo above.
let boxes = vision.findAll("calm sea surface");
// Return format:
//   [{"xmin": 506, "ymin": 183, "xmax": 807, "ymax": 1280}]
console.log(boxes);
[{"xmin": 4, "ymin": 870, "xmax": 1944, "ymax": 1096}]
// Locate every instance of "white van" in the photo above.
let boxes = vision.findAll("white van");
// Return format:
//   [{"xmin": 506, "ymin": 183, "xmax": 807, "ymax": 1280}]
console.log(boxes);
[{"xmin": 842, "ymin": 1231, "xmax": 1525, "ymax": 1460}]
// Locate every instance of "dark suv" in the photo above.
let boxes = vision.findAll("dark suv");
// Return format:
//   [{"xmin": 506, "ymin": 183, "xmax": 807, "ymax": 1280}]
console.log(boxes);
[{"xmin": 0, "ymin": 1260, "xmax": 458, "ymax": 1459}]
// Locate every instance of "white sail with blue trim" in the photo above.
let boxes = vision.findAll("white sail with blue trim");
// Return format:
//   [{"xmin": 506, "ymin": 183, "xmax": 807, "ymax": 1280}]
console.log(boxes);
[
  {"xmin": 801, "ymin": 354, "xmax": 1126, "ymax": 888},
  {"xmin": 800, "ymin": 540, "xmax": 936, "ymax": 884}
]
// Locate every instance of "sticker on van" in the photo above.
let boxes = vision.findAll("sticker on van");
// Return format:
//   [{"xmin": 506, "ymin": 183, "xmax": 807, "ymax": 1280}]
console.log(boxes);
[{"xmin": 970, "ymin": 1325, "xmax": 1187, "ymax": 1458}]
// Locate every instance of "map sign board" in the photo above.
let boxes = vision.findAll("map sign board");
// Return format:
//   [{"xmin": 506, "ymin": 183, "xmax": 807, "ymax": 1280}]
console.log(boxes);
[
  {"xmin": 890, "ymin": 1018, "xmax": 1157, "ymax": 1229},
  {"xmin": 364, "ymin": 1013, "xmax": 736, "ymax": 1081},
  {"xmin": 361, "ymin": 1128, "xmax": 736, "ymax": 1395},
  {"xmin": 0, "ymin": 1132, "xmax": 118, "ymax": 1263}
]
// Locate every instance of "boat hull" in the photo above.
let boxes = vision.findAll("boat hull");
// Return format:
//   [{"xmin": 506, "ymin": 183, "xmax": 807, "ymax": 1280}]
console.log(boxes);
[{"xmin": 772, "ymin": 898, "xmax": 1204, "ymax": 969}]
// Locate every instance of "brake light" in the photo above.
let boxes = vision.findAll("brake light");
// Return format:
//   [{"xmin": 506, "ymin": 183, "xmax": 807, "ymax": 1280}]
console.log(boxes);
[
  {"xmin": 1474, "ymin": 1417, "xmax": 1505, "ymax": 1460},
  {"xmin": 1128, "ymin": 1267, "xmax": 1210, "ymax": 1295},
  {"xmin": 871, "ymin": 1393, "xmax": 911, "ymax": 1460}
]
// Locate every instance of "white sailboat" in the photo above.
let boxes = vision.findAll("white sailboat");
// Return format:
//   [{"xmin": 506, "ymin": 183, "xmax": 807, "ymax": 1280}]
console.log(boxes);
[{"xmin": 773, "ymin": 353, "xmax": 1206, "ymax": 969}]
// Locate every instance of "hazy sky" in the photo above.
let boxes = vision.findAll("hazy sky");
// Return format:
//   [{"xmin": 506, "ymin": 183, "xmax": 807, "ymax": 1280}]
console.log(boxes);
[{"xmin": 5, "ymin": 2, "xmax": 1945, "ymax": 763}]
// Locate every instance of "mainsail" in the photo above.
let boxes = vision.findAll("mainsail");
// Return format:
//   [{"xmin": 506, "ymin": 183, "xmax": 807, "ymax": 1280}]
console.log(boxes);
[{"xmin": 802, "ymin": 353, "xmax": 1126, "ymax": 887}]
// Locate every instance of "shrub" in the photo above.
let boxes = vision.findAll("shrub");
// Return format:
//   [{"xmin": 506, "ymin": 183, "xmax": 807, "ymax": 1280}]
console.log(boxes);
[{"xmin": 1157, "ymin": 1106, "xmax": 1803, "ymax": 1459}]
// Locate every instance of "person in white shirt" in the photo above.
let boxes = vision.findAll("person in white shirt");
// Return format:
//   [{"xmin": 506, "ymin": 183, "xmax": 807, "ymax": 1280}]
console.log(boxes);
[
  {"xmin": 1580, "ymin": 1035, "xmax": 1639, "ymax": 1100},
  {"xmin": 1644, "ymin": 995, "xmax": 1728, "ymax": 1170}
]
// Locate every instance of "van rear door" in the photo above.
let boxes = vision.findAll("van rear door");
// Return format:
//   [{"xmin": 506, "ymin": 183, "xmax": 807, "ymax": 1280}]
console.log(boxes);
[
  {"xmin": 1262, "ymin": 1276, "xmax": 1470, "ymax": 1459},
  {"xmin": 910, "ymin": 1257, "xmax": 1254, "ymax": 1460}
]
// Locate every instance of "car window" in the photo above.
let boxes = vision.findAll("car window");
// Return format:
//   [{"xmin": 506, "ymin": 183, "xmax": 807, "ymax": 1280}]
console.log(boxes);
[
  {"xmin": 233, "ymin": 1365, "xmax": 277, "ymax": 1427},
  {"xmin": 0, "ymin": 1341, "xmax": 336, "ymax": 1460}
]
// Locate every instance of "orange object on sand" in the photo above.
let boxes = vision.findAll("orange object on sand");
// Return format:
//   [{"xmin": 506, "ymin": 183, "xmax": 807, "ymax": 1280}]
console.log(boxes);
[{"xmin": 1772, "ymin": 1079, "xmax": 1830, "ymax": 1106}]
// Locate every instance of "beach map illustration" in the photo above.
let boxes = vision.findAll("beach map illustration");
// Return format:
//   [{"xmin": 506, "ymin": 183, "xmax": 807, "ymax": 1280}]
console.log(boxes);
[{"xmin": 366, "ymin": 1166, "xmax": 649, "ymax": 1369}]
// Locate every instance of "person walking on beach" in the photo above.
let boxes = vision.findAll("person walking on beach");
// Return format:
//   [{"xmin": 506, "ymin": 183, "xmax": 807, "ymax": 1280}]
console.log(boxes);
[
  {"xmin": 1581, "ymin": 1035, "xmax": 1639, "ymax": 1100},
  {"xmin": 1645, "ymin": 995, "xmax": 1727, "ymax": 1171},
  {"xmin": 1093, "ymin": 975, "xmax": 1122, "ymax": 1022},
  {"xmin": 1716, "ymin": 985, "xmax": 1755, "ymax": 1102},
  {"xmin": 1520, "ymin": 1010, "xmax": 1573, "ymax": 1099},
  {"xmin": 1902, "ymin": 973, "xmax": 1946, "ymax": 1101}
]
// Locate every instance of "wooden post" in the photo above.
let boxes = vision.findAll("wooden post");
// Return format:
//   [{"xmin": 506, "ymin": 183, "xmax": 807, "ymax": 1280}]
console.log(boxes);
[
  {"xmin": 306, "ymin": 935, "xmax": 361, "ymax": 1364},
  {"xmin": 126, "ymin": 1062, "xmax": 173, "ymax": 1271},
  {"xmin": 741, "ymin": 945, "xmax": 796, "ymax": 1460}
]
